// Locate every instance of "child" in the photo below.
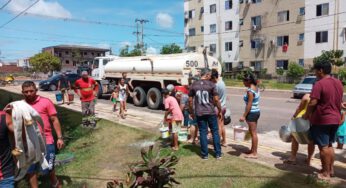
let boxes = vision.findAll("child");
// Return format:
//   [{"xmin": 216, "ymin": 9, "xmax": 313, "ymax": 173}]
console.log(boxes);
[
  {"xmin": 337, "ymin": 108, "xmax": 346, "ymax": 149},
  {"xmin": 110, "ymin": 88, "xmax": 119, "ymax": 112}
]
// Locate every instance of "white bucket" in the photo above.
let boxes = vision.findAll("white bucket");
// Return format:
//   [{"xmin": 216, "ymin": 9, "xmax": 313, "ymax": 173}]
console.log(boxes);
[
  {"xmin": 160, "ymin": 127, "xmax": 170, "ymax": 139},
  {"xmin": 233, "ymin": 125, "xmax": 250, "ymax": 142},
  {"xmin": 178, "ymin": 128, "xmax": 188, "ymax": 142}
]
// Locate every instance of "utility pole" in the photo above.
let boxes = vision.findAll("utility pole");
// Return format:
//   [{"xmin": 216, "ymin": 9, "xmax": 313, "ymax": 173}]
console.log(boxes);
[
  {"xmin": 133, "ymin": 21, "xmax": 141, "ymax": 50},
  {"xmin": 135, "ymin": 18, "xmax": 149, "ymax": 55}
]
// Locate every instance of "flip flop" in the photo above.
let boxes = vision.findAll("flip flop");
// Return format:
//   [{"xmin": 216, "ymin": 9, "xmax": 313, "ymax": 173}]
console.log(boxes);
[
  {"xmin": 244, "ymin": 154, "xmax": 258, "ymax": 159},
  {"xmin": 283, "ymin": 159, "xmax": 297, "ymax": 165}
]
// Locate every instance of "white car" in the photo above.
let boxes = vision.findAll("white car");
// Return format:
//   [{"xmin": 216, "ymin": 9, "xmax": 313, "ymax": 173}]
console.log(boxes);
[{"xmin": 292, "ymin": 76, "xmax": 316, "ymax": 98}]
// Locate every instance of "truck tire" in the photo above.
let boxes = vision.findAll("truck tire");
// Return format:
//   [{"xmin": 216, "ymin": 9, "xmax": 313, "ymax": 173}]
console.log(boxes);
[
  {"xmin": 147, "ymin": 88, "xmax": 162, "ymax": 110},
  {"xmin": 133, "ymin": 87, "xmax": 146, "ymax": 107},
  {"xmin": 97, "ymin": 82, "xmax": 103, "ymax": 99}
]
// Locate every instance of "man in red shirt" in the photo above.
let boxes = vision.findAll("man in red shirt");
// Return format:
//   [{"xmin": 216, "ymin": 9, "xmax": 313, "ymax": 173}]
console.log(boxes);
[
  {"xmin": 303, "ymin": 61, "xmax": 343, "ymax": 180},
  {"xmin": 22, "ymin": 81, "xmax": 64, "ymax": 188},
  {"xmin": 74, "ymin": 71, "xmax": 99, "ymax": 128}
]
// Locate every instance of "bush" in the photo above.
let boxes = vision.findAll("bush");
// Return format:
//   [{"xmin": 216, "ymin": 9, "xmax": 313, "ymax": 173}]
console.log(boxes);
[
  {"xmin": 287, "ymin": 63, "xmax": 304, "ymax": 79},
  {"xmin": 276, "ymin": 68, "xmax": 285, "ymax": 76},
  {"xmin": 338, "ymin": 68, "xmax": 346, "ymax": 85}
]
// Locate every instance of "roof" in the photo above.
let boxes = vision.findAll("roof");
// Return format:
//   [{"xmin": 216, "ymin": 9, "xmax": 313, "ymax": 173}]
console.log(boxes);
[{"xmin": 43, "ymin": 44, "xmax": 110, "ymax": 52}]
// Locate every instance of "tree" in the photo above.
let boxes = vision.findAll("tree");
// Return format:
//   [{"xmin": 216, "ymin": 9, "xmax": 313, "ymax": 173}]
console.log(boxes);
[
  {"xmin": 287, "ymin": 62, "xmax": 304, "ymax": 82},
  {"xmin": 29, "ymin": 52, "xmax": 61, "ymax": 73},
  {"xmin": 72, "ymin": 49, "xmax": 82, "ymax": 66},
  {"xmin": 160, "ymin": 43, "xmax": 183, "ymax": 54},
  {"xmin": 119, "ymin": 45, "xmax": 143, "ymax": 57},
  {"xmin": 313, "ymin": 50, "xmax": 345, "ymax": 67}
]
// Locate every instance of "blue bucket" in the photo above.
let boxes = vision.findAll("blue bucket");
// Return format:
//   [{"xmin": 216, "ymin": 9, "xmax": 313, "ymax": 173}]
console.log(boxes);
[{"xmin": 55, "ymin": 93, "xmax": 63, "ymax": 103}]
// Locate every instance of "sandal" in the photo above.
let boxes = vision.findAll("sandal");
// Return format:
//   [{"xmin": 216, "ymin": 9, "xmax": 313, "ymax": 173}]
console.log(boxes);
[
  {"xmin": 283, "ymin": 159, "xmax": 297, "ymax": 165},
  {"xmin": 244, "ymin": 154, "xmax": 258, "ymax": 159},
  {"xmin": 172, "ymin": 147, "xmax": 179, "ymax": 151}
]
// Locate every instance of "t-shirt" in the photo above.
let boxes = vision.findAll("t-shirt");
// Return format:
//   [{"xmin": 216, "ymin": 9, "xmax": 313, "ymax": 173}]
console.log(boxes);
[
  {"xmin": 216, "ymin": 80, "xmax": 227, "ymax": 108},
  {"xmin": 28, "ymin": 96, "xmax": 57, "ymax": 145},
  {"xmin": 310, "ymin": 76, "xmax": 343, "ymax": 125},
  {"xmin": 0, "ymin": 111, "xmax": 14, "ymax": 180},
  {"xmin": 189, "ymin": 79, "xmax": 219, "ymax": 116},
  {"xmin": 164, "ymin": 96, "xmax": 183, "ymax": 121},
  {"xmin": 180, "ymin": 94, "xmax": 189, "ymax": 110},
  {"xmin": 75, "ymin": 77, "xmax": 97, "ymax": 102}
]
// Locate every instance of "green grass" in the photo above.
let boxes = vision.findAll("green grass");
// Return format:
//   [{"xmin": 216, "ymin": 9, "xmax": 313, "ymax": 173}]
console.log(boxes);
[
  {"xmin": 224, "ymin": 79, "xmax": 295, "ymax": 90},
  {"xmin": 0, "ymin": 89, "xmax": 340, "ymax": 188}
]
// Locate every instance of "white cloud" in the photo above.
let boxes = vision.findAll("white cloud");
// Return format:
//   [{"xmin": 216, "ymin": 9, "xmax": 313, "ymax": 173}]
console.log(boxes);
[
  {"xmin": 146, "ymin": 46, "xmax": 158, "ymax": 55},
  {"xmin": 155, "ymin": 12, "xmax": 174, "ymax": 29},
  {"xmin": 7, "ymin": 0, "xmax": 72, "ymax": 18}
]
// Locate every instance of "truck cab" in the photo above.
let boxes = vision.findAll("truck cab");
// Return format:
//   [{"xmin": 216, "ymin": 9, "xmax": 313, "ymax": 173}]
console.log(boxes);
[{"xmin": 91, "ymin": 55, "xmax": 119, "ymax": 81}]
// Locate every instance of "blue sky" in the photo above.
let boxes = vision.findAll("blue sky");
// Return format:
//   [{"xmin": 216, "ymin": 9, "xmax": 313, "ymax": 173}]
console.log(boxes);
[{"xmin": 0, "ymin": 0, "xmax": 184, "ymax": 61}]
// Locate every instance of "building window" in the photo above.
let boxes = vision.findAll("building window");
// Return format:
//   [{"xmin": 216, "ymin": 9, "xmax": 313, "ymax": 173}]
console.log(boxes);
[
  {"xmin": 277, "ymin": 35, "xmax": 289, "ymax": 46},
  {"xmin": 225, "ymin": 62, "xmax": 233, "ymax": 72},
  {"xmin": 65, "ymin": 51, "xmax": 69, "ymax": 55},
  {"xmin": 278, "ymin": 10, "xmax": 289, "ymax": 22},
  {"xmin": 97, "ymin": 53, "xmax": 100, "ymax": 56},
  {"xmin": 200, "ymin": 7, "xmax": 204, "ymax": 15},
  {"xmin": 225, "ymin": 0, "xmax": 232, "ymax": 10},
  {"xmin": 298, "ymin": 59, "xmax": 304, "ymax": 67},
  {"xmin": 238, "ymin": 62, "xmax": 244, "ymax": 69},
  {"xmin": 210, "ymin": 44, "xmax": 216, "ymax": 53},
  {"xmin": 251, "ymin": 16, "xmax": 261, "ymax": 27},
  {"xmin": 210, "ymin": 24, "xmax": 216, "ymax": 33},
  {"xmin": 83, "ymin": 52, "xmax": 87, "ymax": 55},
  {"xmin": 225, "ymin": 42, "xmax": 232, "ymax": 51},
  {"xmin": 276, "ymin": 60, "xmax": 289, "ymax": 70},
  {"xmin": 316, "ymin": 3, "xmax": 329, "ymax": 16},
  {"xmin": 188, "ymin": 46, "xmax": 196, "ymax": 52},
  {"xmin": 239, "ymin": 0, "xmax": 244, "ymax": 3},
  {"xmin": 251, "ymin": 61, "xmax": 262, "ymax": 71},
  {"xmin": 239, "ymin": 40, "xmax": 244, "ymax": 47},
  {"xmin": 188, "ymin": 9, "xmax": 195, "ymax": 19},
  {"xmin": 189, "ymin": 28, "xmax": 196, "ymax": 36},
  {"xmin": 210, "ymin": 4, "xmax": 216, "ymax": 13},
  {"xmin": 251, "ymin": 39, "xmax": 262, "ymax": 49},
  {"xmin": 225, "ymin": 21, "xmax": 232, "ymax": 31},
  {"xmin": 299, "ymin": 7, "xmax": 305, "ymax": 16},
  {"xmin": 65, "ymin": 60, "xmax": 69, "ymax": 64},
  {"xmin": 252, "ymin": 0, "xmax": 261, "ymax": 4},
  {"xmin": 299, "ymin": 33, "xmax": 304, "ymax": 41},
  {"xmin": 239, "ymin": 19, "xmax": 244, "ymax": 26},
  {"xmin": 58, "ymin": 53, "xmax": 62, "ymax": 57},
  {"xmin": 73, "ymin": 61, "xmax": 77, "ymax": 66},
  {"xmin": 91, "ymin": 52, "xmax": 94, "ymax": 56},
  {"xmin": 201, "ymin": 26, "xmax": 204, "ymax": 32},
  {"xmin": 316, "ymin": 31, "xmax": 328, "ymax": 43}
]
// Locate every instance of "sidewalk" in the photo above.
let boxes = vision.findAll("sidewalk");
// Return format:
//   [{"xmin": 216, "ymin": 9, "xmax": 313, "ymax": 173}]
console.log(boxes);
[{"xmin": 2, "ymin": 86, "xmax": 346, "ymax": 184}]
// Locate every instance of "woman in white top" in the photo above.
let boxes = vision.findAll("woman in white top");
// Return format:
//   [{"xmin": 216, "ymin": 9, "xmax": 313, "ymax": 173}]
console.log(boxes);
[{"xmin": 118, "ymin": 78, "xmax": 128, "ymax": 119}]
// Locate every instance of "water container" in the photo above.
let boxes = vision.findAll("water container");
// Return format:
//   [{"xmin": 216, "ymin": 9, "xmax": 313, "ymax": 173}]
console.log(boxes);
[
  {"xmin": 279, "ymin": 125, "xmax": 292, "ymax": 143},
  {"xmin": 289, "ymin": 118, "xmax": 312, "ymax": 144},
  {"xmin": 233, "ymin": 122, "xmax": 251, "ymax": 142},
  {"xmin": 160, "ymin": 127, "xmax": 170, "ymax": 139},
  {"xmin": 55, "ymin": 93, "xmax": 63, "ymax": 104},
  {"xmin": 178, "ymin": 127, "xmax": 188, "ymax": 142}
]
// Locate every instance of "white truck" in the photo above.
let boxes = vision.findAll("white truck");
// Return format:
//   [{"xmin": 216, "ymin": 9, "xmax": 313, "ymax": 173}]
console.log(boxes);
[{"xmin": 91, "ymin": 53, "xmax": 222, "ymax": 109}]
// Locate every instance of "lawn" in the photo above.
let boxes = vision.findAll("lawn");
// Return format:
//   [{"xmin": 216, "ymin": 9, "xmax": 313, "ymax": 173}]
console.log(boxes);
[
  {"xmin": 224, "ymin": 79, "xmax": 295, "ymax": 90},
  {"xmin": 0, "ymin": 89, "xmax": 341, "ymax": 188}
]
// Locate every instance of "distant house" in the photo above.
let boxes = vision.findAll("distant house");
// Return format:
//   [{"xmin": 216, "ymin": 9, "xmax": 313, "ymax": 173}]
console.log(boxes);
[
  {"xmin": 0, "ymin": 62, "xmax": 24, "ymax": 74},
  {"xmin": 17, "ymin": 58, "xmax": 31, "ymax": 68},
  {"xmin": 42, "ymin": 45, "xmax": 110, "ymax": 72}
]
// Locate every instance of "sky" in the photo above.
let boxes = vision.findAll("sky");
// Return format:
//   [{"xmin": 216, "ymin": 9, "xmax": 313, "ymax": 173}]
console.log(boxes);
[{"xmin": 0, "ymin": 0, "xmax": 184, "ymax": 61}]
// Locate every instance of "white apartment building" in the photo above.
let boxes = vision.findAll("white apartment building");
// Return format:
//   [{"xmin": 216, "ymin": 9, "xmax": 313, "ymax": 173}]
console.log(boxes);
[
  {"xmin": 184, "ymin": 0, "xmax": 240, "ymax": 72},
  {"xmin": 304, "ymin": 0, "xmax": 346, "ymax": 65}
]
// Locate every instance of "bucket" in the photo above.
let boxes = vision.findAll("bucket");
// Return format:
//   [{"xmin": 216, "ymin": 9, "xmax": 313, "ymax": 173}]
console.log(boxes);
[
  {"xmin": 279, "ymin": 125, "xmax": 292, "ymax": 143},
  {"xmin": 233, "ymin": 124, "xmax": 250, "ymax": 142},
  {"xmin": 289, "ymin": 118, "xmax": 312, "ymax": 144},
  {"xmin": 160, "ymin": 127, "xmax": 169, "ymax": 139},
  {"xmin": 178, "ymin": 128, "xmax": 188, "ymax": 142},
  {"xmin": 55, "ymin": 93, "xmax": 63, "ymax": 104}
]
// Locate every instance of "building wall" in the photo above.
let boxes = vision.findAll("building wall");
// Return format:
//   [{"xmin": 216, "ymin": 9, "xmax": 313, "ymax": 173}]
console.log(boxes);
[
  {"xmin": 184, "ymin": 0, "xmax": 204, "ymax": 51},
  {"xmin": 204, "ymin": 0, "xmax": 240, "ymax": 70},
  {"xmin": 239, "ymin": 0, "xmax": 305, "ymax": 74}
]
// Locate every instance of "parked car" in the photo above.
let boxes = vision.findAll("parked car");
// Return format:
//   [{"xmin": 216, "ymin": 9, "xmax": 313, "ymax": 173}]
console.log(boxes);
[
  {"xmin": 39, "ymin": 73, "xmax": 80, "ymax": 91},
  {"xmin": 292, "ymin": 76, "xmax": 316, "ymax": 98}
]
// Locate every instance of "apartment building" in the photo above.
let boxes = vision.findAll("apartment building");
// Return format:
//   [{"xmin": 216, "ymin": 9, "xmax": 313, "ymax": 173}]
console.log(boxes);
[
  {"xmin": 239, "ymin": 0, "xmax": 305, "ymax": 74},
  {"xmin": 42, "ymin": 45, "xmax": 109, "ymax": 72},
  {"xmin": 304, "ymin": 0, "xmax": 346, "ymax": 65},
  {"xmin": 184, "ymin": 0, "xmax": 240, "ymax": 73},
  {"xmin": 184, "ymin": 0, "xmax": 204, "ymax": 52}
]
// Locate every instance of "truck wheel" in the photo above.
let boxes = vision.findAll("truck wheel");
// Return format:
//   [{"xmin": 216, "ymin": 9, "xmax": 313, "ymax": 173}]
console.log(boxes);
[
  {"xmin": 133, "ymin": 87, "xmax": 146, "ymax": 106},
  {"xmin": 49, "ymin": 84, "xmax": 57, "ymax": 91},
  {"xmin": 147, "ymin": 88, "xmax": 162, "ymax": 109},
  {"xmin": 97, "ymin": 82, "xmax": 103, "ymax": 99}
]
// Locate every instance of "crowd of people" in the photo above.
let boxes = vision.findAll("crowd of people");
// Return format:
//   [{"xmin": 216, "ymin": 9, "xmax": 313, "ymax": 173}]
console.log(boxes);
[{"xmin": 1, "ymin": 60, "xmax": 346, "ymax": 187}]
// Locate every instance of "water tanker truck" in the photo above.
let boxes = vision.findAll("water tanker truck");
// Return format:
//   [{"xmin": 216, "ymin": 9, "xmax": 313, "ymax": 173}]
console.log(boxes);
[{"xmin": 92, "ymin": 52, "xmax": 222, "ymax": 110}]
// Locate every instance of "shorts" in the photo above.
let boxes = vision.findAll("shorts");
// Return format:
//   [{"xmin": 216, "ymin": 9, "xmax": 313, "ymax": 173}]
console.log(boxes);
[
  {"xmin": 81, "ymin": 100, "xmax": 95, "ymax": 116},
  {"xmin": 119, "ymin": 94, "xmax": 126, "ymax": 102},
  {"xmin": 246, "ymin": 112, "xmax": 260, "ymax": 122},
  {"xmin": 310, "ymin": 124, "xmax": 339, "ymax": 147},
  {"xmin": 183, "ymin": 109, "xmax": 189, "ymax": 126},
  {"xmin": 112, "ymin": 98, "xmax": 118, "ymax": 104},
  {"xmin": 0, "ymin": 176, "xmax": 14, "ymax": 188},
  {"xmin": 27, "ymin": 144, "xmax": 56, "ymax": 175},
  {"xmin": 171, "ymin": 121, "xmax": 182, "ymax": 133},
  {"xmin": 337, "ymin": 136, "xmax": 346, "ymax": 144}
]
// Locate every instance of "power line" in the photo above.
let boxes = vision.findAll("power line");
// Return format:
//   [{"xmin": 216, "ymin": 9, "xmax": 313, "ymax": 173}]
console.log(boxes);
[
  {"xmin": 0, "ymin": 0, "xmax": 39, "ymax": 29},
  {"xmin": 0, "ymin": 0, "xmax": 11, "ymax": 10}
]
